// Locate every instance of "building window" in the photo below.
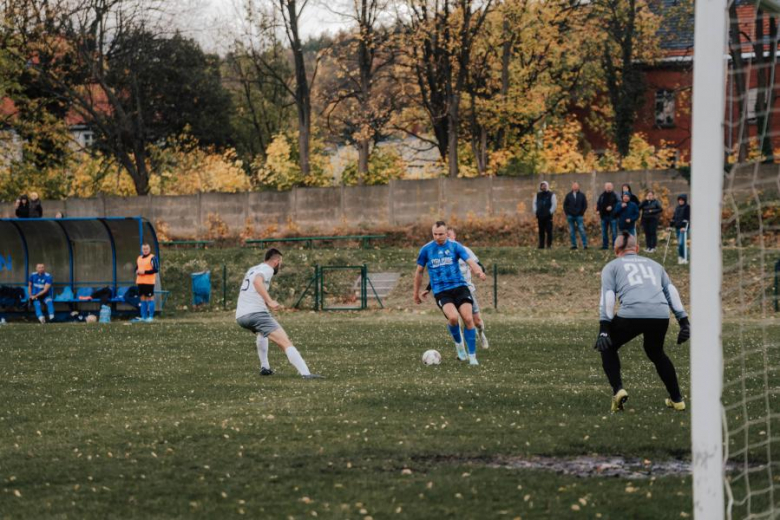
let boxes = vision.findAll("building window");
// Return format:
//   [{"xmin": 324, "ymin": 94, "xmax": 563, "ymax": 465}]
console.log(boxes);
[
  {"xmin": 655, "ymin": 90, "xmax": 675, "ymax": 128},
  {"xmin": 82, "ymin": 131, "xmax": 95, "ymax": 147},
  {"xmin": 747, "ymin": 87, "xmax": 758, "ymax": 123}
]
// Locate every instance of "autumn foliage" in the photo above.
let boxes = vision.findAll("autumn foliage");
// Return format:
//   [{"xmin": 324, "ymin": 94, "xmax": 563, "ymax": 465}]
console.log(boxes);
[{"xmin": 0, "ymin": 0, "xmax": 690, "ymax": 201}]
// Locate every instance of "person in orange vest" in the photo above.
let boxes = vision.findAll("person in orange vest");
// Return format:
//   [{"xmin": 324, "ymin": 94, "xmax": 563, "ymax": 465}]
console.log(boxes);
[{"xmin": 132, "ymin": 243, "xmax": 159, "ymax": 323}]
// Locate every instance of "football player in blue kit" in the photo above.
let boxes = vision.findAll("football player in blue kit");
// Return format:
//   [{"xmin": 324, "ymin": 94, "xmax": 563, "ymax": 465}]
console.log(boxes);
[
  {"xmin": 414, "ymin": 221, "xmax": 486, "ymax": 365},
  {"xmin": 28, "ymin": 263, "xmax": 55, "ymax": 324}
]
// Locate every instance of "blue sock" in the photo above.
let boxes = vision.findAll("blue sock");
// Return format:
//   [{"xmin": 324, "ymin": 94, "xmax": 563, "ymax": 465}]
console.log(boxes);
[
  {"xmin": 464, "ymin": 328, "xmax": 477, "ymax": 355},
  {"xmin": 139, "ymin": 302, "xmax": 147, "ymax": 319},
  {"xmin": 448, "ymin": 324, "xmax": 462, "ymax": 343},
  {"xmin": 33, "ymin": 300, "xmax": 43, "ymax": 318},
  {"xmin": 147, "ymin": 300, "xmax": 155, "ymax": 318}
]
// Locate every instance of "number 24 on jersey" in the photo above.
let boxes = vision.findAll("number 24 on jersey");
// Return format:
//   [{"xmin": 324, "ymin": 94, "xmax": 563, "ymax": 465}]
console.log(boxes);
[{"xmin": 624, "ymin": 263, "xmax": 657, "ymax": 286}]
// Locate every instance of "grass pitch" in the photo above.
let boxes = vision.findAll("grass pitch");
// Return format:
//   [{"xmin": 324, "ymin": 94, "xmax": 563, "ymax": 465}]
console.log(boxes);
[{"xmin": 0, "ymin": 312, "xmax": 701, "ymax": 519}]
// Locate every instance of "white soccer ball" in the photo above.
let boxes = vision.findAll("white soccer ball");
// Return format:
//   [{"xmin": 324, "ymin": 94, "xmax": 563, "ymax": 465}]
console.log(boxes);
[{"xmin": 422, "ymin": 349, "xmax": 442, "ymax": 365}]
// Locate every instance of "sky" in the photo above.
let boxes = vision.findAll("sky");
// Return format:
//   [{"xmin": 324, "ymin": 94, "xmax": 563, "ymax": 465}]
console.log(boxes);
[{"xmin": 176, "ymin": 0, "xmax": 351, "ymax": 54}]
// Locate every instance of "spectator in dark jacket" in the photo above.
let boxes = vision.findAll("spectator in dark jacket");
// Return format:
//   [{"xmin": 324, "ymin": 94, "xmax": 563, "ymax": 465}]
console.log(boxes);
[
  {"xmin": 14, "ymin": 195, "xmax": 30, "ymax": 218},
  {"xmin": 28, "ymin": 192, "xmax": 43, "ymax": 218},
  {"xmin": 613, "ymin": 192, "xmax": 640, "ymax": 234},
  {"xmin": 621, "ymin": 184, "xmax": 640, "ymax": 205},
  {"xmin": 563, "ymin": 181, "xmax": 588, "ymax": 250},
  {"xmin": 671, "ymin": 194, "xmax": 690, "ymax": 264},
  {"xmin": 533, "ymin": 181, "xmax": 557, "ymax": 249},
  {"xmin": 596, "ymin": 182, "xmax": 619, "ymax": 249},
  {"xmin": 638, "ymin": 190, "xmax": 663, "ymax": 252}
]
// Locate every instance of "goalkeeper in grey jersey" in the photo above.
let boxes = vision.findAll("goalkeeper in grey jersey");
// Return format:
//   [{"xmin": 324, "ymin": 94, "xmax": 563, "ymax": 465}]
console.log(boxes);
[{"xmin": 594, "ymin": 231, "xmax": 691, "ymax": 412}]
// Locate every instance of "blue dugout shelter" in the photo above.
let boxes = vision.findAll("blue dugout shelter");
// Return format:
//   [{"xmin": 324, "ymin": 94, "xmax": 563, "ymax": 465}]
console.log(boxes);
[{"xmin": 0, "ymin": 217, "xmax": 163, "ymax": 315}]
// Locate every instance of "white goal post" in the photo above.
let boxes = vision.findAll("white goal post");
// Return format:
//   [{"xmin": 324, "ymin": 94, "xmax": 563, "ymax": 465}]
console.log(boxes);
[{"xmin": 690, "ymin": 0, "xmax": 727, "ymax": 518}]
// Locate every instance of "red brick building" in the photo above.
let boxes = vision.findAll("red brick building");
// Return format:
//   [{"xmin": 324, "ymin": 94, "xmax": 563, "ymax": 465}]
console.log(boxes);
[{"xmin": 580, "ymin": 1, "xmax": 780, "ymax": 163}]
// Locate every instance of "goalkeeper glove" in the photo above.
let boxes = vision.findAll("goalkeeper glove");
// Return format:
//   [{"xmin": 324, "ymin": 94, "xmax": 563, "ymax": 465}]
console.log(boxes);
[
  {"xmin": 677, "ymin": 317, "xmax": 690, "ymax": 345},
  {"xmin": 594, "ymin": 320, "xmax": 612, "ymax": 352}
]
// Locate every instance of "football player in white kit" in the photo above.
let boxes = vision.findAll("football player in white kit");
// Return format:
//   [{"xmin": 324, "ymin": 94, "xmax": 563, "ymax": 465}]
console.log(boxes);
[
  {"xmin": 236, "ymin": 248, "xmax": 323, "ymax": 379},
  {"xmin": 447, "ymin": 228, "xmax": 488, "ymax": 348}
]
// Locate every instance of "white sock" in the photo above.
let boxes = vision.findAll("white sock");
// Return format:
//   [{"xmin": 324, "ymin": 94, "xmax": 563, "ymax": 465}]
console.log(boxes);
[
  {"xmin": 477, "ymin": 323, "xmax": 484, "ymax": 334},
  {"xmin": 285, "ymin": 346, "xmax": 311, "ymax": 376},
  {"xmin": 256, "ymin": 335, "xmax": 270, "ymax": 369}
]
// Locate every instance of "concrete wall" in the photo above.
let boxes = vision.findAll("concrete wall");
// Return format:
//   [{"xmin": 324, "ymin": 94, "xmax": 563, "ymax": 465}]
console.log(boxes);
[{"xmin": 0, "ymin": 169, "xmax": 695, "ymax": 238}]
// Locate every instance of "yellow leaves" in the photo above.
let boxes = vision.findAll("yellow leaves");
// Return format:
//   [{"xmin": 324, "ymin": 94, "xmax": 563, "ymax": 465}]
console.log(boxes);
[
  {"xmin": 205, "ymin": 213, "xmax": 230, "ymax": 240},
  {"xmin": 341, "ymin": 147, "xmax": 407, "ymax": 186},
  {"xmin": 620, "ymin": 134, "xmax": 676, "ymax": 171},
  {"xmin": 538, "ymin": 117, "xmax": 592, "ymax": 174},
  {"xmin": 60, "ymin": 133, "xmax": 252, "ymax": 198},
  {"xmin": 148, "ymin": 135, "xmax": 251, "ymax": 195},
  {"xmin": 68, "ymin": 151, "xmax": 137, "ymax": 198},
  {"xmin": 482, "ymin": 118, "xmax": 675, "ymax": 175},
  {"xmin": 253, "ymin": 132, "xmax": 333, "ymax": 191}
]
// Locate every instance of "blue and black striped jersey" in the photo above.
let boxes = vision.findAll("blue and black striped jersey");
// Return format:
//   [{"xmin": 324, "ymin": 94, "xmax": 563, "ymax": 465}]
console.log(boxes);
[{"xmin": 417, "ymin": 239, "xmax": 471, "ymax": 294}]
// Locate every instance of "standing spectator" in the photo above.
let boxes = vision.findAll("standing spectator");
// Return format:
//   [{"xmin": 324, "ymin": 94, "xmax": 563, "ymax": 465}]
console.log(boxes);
[
  {"xmin": 28, "ymin": 263, "xmax": 55, "ymax": 324},
  {"xmin": 671, "ymin": 194, "xmax": 690, "ymax": 265},
  {"xmin": 621, "ymin": 184, "xmax": 640, "ymax": 205},
  {"xmin": 563, "ymin": 181, "xmax": 588, "ymax": 250},
  {"xmin": 28, "ymin": 192, "xmax": 43, "ymax": 217},
  {"xmin": 132, "ymin": 243, "xmax": 159, "ymax": 323},
  {"xmin": 596, "ymin": 182, "xmax": 619, "ymax": 249},
  {"xmin": 639, "ymin": 190, "xmax": 663, "ymax": 252},
  {"xmin": 533, "ymin": 181, "xmax": 556, "ymax": 249},
  {"xmin": 613, "ymin": 192, "xmax": 640, "ymax": 235},
  {"xmin": 15, "ymin": 194, "xmax": 30, "ymax": 218}
]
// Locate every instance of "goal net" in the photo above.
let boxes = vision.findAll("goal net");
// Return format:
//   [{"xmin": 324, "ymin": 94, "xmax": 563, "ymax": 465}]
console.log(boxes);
[{"xmin": 695, "ymin": 1, "xmax": 780, "ymax": 518}]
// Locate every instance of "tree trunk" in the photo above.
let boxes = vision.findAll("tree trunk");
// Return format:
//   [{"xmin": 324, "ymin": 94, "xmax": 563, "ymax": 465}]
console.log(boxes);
[
  {"xmin": 755, "ymin": 11, "xmax": 769, "ymax": 160},
  {"xmin": 495, "ymin": 19, "xmax": 513, "ymax": 150},
  {"xmin": 728, "ymin": 0, "xmax": 747, "ymax": 162},
  {"xmin": 356, "ymin": 0, "xmax": 372, "ymax": 183},
  {"xmin": 286, "ymin": 0, "xmax": 312, "ymax": 177},
  {"xmin": 601, "ymin": 0, "xmax": 643, "ymax": 159},
  {"xmin": 754, "ymin": 12, "xmax": 777, "ymax": 161},
  {"xmin": 448, "ymin": 92, "xmax": 460, "ymax": 177},
  {"xmin": 469, "ymin": 89, "xmax": 487, "ymax": 175},
  {"xmin": 478, "ymin": 125, "xmax": 488, "ymax": 174},
  {"xmin": 616, "ymin": 0, "xmax": 636, "ymax": 157},
  {"xmin": 766, "ymin": 17, "xmax": 778, "ymax": 160},
  {"xmin": 357, "ymin": 140, "xmax": 370, "ymax": 182},
  {"xmin": 118, "ymin": 146, "xmax": 150, "ymax": 196},
  {"xmin": 298, "ymin": 108, "xmax": 311, "ymax": 177}
]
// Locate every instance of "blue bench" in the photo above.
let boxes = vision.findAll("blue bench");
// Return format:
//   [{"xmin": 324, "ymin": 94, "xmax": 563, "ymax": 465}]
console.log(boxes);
[{"xmin": 1, "ymin": 285, "xmax": 170, "ymax": 316}]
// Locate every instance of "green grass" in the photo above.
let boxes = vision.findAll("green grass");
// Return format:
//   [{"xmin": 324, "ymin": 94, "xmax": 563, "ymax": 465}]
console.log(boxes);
[
  {"xmin": 2, "ymin": 245, "xmax": 778, "ymax": 518},
  {"xmin": 0, "ymin": 312, "xmax": 704, "ymax": 519},
  {"xmin": 159, "ymin": 245, "xmax": 693, "ymax": 317}
]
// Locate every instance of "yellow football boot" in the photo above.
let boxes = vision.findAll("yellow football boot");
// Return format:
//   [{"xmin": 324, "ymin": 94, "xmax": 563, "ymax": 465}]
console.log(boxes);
[
  {"xmin": 665, "ymin": 398, "xmax": 686, "ymax": 411},
  {"xmin": 611, "ymin": 389, "xmax": 629, "ymax": 413}
]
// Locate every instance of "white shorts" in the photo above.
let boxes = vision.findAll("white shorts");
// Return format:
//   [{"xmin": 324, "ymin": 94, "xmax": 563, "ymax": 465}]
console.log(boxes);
[
  {"xmin": 236, "ymin": 311, "xmax": 281, "ymax": 337},
  {"xmin": 469, "ymin": 287, "xmax": 480, "ymax": 314}
]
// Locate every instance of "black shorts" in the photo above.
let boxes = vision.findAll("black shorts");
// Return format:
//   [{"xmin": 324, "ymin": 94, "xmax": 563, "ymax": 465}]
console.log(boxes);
[
  {"xmin": 137, "ymin": 284, "xmax": 155, "ymax": 298},
  {"xmin": 610, "ymin": 316, "xmax": 670, "ymax": 351},
  {"xmin": 434, "ymin": 286, "xmax": 473, "ymax": 310}
]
